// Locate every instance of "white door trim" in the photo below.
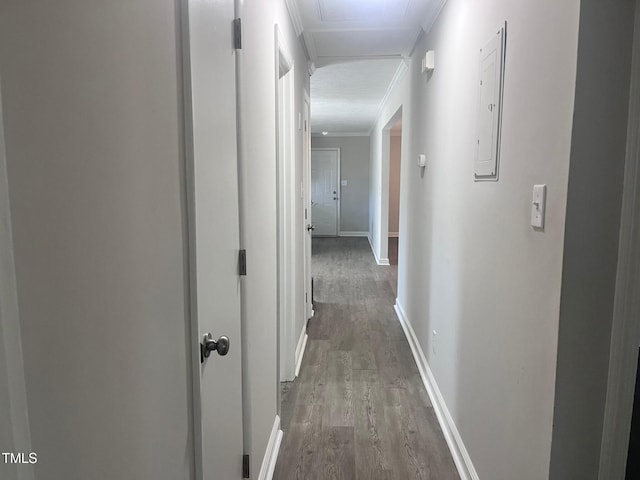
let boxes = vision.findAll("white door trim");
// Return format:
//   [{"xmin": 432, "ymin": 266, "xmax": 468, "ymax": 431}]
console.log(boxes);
[
  {"xmin": 276, "ymin": 26, "xmax": 297, "ymax": 383},
  {"xmin": 599, "ymin": 3, "xmax": 640, "ymax": 478},
  {"xmin": 302, "ymin": 88, "xmax": 313, "ymax": 321},
  {"xmin": 311, "ymin": 147, "xmax": 341, "ymax": 236},
  {"xmin": 378, "ymin": 107, "xmax": 402, "ymax": 265},
  {"xmin": 178, "ymin": 4, "xmax": 205, "ymax": 478}
]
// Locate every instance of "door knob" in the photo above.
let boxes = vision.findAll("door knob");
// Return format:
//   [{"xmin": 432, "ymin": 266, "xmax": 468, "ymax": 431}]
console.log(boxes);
[
  {"xmin": 307, "ymin": 224, "xmax": 315, "ymax": 232},
  {"xmin": 200, "ymin": 333, "xmax": 230, "ymax": 363}
]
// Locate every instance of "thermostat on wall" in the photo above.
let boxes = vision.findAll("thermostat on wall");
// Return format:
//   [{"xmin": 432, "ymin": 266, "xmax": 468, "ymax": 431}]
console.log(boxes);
[{"xmin": 417, "ymin": 154, "xmax": 426, "ymax": 168}]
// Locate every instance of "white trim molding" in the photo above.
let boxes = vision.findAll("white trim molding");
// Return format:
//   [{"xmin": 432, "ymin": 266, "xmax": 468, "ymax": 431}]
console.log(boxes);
[
  {"xmin": 394, "ymin": 301, "xmax": 479, "ymax": 480},
  {"xmin": 368, "ymin": 61, "xmax": 408, "ymax": 136},
  {"xmin": 258, "ymin": 415, "xmax": 283, "ymax": 480},
  {"xmin": 294, "ymin": 326, "xmax": 308, "ymax": 378},
  {"xmin": 367, "ymin": 235, "xmax": 390, "ymax": 266},
  {"xmin": 421, "ymin": 0, "xmax": 449, "ymax": 35},
  {"xmin": 339, "ymin": 231, "xmax": 369, "ymax": 237},
  {"xmin": 283, "ymin": 0, "xmax": 303, "ymax": 37}
]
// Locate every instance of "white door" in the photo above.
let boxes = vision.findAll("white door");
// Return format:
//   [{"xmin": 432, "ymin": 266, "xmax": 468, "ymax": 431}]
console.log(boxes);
[
  {"xmin": 311, "ymin": 148, "xmax": 340, "ymax": 236},
  {"xmin": 187, "ymin": 1, "xmax": 243, "ymax": 478},
  {"xmin": 303, "ymin": 93, "xmax": 313, "ymax": 319}
]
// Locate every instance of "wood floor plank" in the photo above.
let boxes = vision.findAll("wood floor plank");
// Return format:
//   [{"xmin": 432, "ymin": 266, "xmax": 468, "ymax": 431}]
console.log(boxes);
[
  {"xmin": 320, "ymin": 426, "xmax": 356, "ymax": 480},
  {"xmin": 323, "ymin": 350, "xmax": 354, "ymax": 427},
  {"xmin": 276, "ymin": 238, "xmax": 460, "ymax": 480},
  {"xmin": 273, "ymin": 404, "xmax": 323, "ymax": 480},
  {"xmin": 353, "ymin": 370, "xmax": 394, "ymax": 479}
]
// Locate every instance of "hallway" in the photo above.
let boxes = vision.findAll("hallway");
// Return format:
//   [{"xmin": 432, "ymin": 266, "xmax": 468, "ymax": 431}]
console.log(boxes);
[{"xmin": 274, "ymin": 237, "xmax": 459, "ymax": 480}]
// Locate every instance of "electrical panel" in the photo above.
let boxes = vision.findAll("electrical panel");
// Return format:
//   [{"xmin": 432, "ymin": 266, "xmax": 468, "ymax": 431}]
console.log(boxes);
[{"xmin": 475, "ymin": 23, "xmax": 506, "ymax": 181}]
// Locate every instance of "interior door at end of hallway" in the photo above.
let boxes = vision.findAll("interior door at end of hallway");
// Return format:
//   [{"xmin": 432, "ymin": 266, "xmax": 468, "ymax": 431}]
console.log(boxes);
[
  {"xmin": 187, "ymin": 0, "xmax": 243, "ymax": 479},
  {"xmin": 311, "ymin": 148, "xmax": 339, "ymax": 236}
]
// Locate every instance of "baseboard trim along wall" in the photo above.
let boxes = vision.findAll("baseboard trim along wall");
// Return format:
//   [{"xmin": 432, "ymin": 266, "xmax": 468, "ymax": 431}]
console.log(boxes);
[
  {"xmin": 338, "ymin": 231, "xmax": 369, "ymax": 237},
  {"xmin": 367, "ymin": 235, "xmax": 390, "ymax": 266},
  {"xmin": 394, "ymin": 301, "xmax": 480, "ymax": 480},
  {"xmin": 258, "ymin": 415, "xmax": 283, "ymax": 480},
  {"xmin": 294, "ymin": 326, "xmax": 308, "ymax": 377}
]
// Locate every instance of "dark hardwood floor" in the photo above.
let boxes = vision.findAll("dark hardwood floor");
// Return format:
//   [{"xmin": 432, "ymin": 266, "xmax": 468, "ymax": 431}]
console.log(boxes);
[{"xmin": 274, "ymin": 237, "xmax": 459, "ymax": 480}]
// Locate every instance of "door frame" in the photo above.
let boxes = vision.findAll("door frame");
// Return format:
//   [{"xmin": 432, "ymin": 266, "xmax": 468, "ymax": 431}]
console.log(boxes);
[
  {"xmin": 275, "ymin": 26, "xmax": 297, "ymax": 383},
  {"xmin": 598, "ymin": 2, "xmax": 640, "ymax": 478},
  {"xmin": 302, "ymin": 88, "xmax": 313, "ymax": 321},
  {"xmin": 178, "ymin": 3, "xmax": 204, "ymax": 477},
  {"xmin": 377, "ymin": 106, "xmax": 402, "ymax": 266},
  {"xmin": 311, "ymin": 147, "xmax": 341, "ymax": 237}
]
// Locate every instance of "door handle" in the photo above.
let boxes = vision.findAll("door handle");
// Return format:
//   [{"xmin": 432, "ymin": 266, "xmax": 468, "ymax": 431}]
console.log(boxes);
[
  {"xmin": 307, "ymin": 224, "xmax": 315, "ymax": 232},
  {"xmin": 200, "ymin": 333, "xmax": 230, "ymax": 363}
]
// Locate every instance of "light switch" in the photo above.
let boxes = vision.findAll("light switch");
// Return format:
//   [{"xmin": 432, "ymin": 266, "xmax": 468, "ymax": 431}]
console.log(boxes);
[
  {"xmin": 531, "ymin": 184, "xmax": 547, "ymax": 229},
  {"xmin": 341, "ymin": 180, "xmax": 347, "ymax": 187}
]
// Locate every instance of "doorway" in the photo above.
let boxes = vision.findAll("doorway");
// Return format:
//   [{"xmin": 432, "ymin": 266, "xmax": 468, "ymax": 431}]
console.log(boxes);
[
  {"xmin": 302, "ymin": 89, "xmax": 314, "ymax": 321},
  {"xmin": 276, "ymin": 29, "xmax": 298, "ymax": 384},
  {"xmin": 388, "ymin": 117, "xmax": 402, "ymax": 294},
  {"xmin": 311, "ymin": 148, "xmax": 340, "ymax": 236},
  {"xmin": 376, "ymin": 106, "xmax": 403, "ymax": 267}
]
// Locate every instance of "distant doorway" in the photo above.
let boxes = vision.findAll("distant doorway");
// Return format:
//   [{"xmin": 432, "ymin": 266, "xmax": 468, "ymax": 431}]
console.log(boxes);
[
  {"xmin": 311, "ymin": 148, "xmax": 340, "ymax": 236},
  {"xmin": 386, "ymin": 112, "xmax": 402, "ymax": 296}
]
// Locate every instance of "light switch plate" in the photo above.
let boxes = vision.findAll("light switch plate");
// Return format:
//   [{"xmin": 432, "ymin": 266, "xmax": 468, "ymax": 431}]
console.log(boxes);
[
  {"xmin": 531, "ymin": 184, "xmax": 546, "ymax": 229},
  {"xmin": 341, "ymin": 180, "xmax": 347, "ymax": 186}
]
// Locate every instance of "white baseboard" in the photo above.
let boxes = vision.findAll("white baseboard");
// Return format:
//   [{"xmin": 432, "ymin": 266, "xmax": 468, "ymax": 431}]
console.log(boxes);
[
  {"xmin": 367, "ymin": 235, "xmax": 390, "ymax": 265},
  {"xmin": 394, "ymin": 301, "xmax": 479, "ymax": 480},
  {"xmin": 294, "ymin": 326, "xmax": 308, "ymax": 377},
  {"xmin": 339, "ymin": 231, "xmax": 368, "ymax": 237},
  {"xmin": 388, "ymin": 232, "xmax": 399, "ymax": 238},
  {"xmin": 258, "ymin": 415, "xmax": 283, "ymax": 480}
]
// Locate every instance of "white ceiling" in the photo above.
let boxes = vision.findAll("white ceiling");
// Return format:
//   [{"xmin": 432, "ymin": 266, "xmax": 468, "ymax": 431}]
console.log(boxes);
[
  {"xmin": 286, "ymin": 0, "xmax": 445, "ymax": 135},
  {"xmin": 311, "ymin": 59, "xmax": 403, "ymax": 135}
]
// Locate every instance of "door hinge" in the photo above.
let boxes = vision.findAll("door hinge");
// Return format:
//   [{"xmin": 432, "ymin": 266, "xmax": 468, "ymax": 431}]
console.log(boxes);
[
  {"xmin": 239, "ymin": 249, "xmax": 247, "ymax": 276},
  {"xmin": 233, "ymin": 18, "xmax": 242, "ymax": 50},
  {"xmin": 242, "ymin": 454, "xmax": 250, "ymax": 478}
]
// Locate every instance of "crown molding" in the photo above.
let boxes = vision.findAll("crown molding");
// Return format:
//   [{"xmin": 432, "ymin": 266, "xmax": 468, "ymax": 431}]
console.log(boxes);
[
  {"xmin": 368, "ymin": 60, "xmax": 409, "ymax": 134},
  {"xmin": 421, "ymin": 0, "xmax": 448, "ymax": 35},
  {"xmin": 283, "ymin": 0, "xmax": 304, "ymax": 37}
]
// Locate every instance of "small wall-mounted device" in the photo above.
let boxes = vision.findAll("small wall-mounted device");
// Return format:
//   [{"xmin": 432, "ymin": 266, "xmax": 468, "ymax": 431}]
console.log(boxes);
[
  {"xmin": 422, "ymin": 50, "xmax": 435, "ymax": 73},
  {"xmin": 417, "ymin": 154, "xmax": 426, "ymax": 168}
]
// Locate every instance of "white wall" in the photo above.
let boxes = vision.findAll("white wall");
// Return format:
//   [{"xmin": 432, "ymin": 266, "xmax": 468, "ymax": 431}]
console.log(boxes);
[
  {"xmin": 237, "ymin": 0, "xmax": 310, "ymax": 475},
  {"xmin": 311, "ymin": 136, "xmax": 370, "ymax": 234},
  {"xmin": 369, "ymin": 0, "xmax": 582, "ymax": 478},
  {"xmin": 0, "ymin": 1, "xmax": 193, "ymax": 478},
  {"xmin": 389, "ymin": 134, "xmax": 401, "ymax": 234}
]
